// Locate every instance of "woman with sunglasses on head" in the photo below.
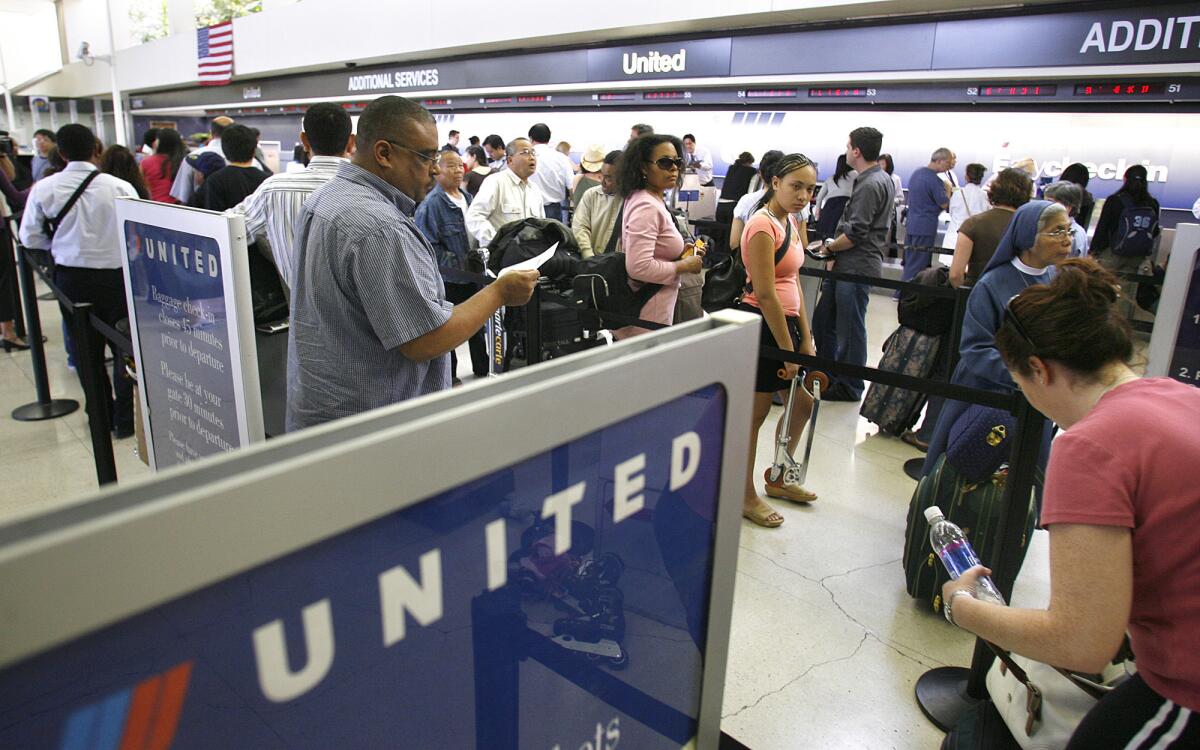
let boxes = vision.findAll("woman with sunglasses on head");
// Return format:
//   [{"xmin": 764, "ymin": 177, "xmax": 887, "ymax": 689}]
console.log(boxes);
[
  {"xmin": 921, "ymin": 200, "xmax": 1074, "ymax": 479},
  {"xmin": 735, "ymin": 154, "xmax": 820, "ymax": 527},
  {"xmin": 943, "ymin": 258, "xmax": 1200, "ymax": 748},
  {"xmin": 612, "ymin": 134, "xmax": 704, "ymax": 338}
]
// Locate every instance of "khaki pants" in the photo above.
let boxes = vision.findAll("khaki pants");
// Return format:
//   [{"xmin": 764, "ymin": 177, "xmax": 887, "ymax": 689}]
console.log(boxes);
[{"xmin": 1096, "ymin": 249, "xmax": 1146, "ymax": 319}]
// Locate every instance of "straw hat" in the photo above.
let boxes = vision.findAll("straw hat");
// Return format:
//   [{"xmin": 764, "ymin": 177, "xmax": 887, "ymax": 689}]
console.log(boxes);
[{"xmin": 580, "ymin": 146, "xmax": 606, "ymax": 172}]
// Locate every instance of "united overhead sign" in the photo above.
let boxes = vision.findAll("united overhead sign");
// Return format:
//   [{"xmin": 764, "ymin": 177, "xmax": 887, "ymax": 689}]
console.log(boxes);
[{"xmin": 130, "ymin": 3, "xmax": 1200, "ymax": 110}]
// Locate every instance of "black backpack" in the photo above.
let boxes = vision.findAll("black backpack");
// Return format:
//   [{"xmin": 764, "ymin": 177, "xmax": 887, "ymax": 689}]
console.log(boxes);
[
  {"xmin": 701, "ymin": 210, "xmax": 791, "ymax": 313},
  {"xmin": 1109, "ymin": 193, "xmax": 1158, "ymax": 257},
  {"xmin": 898, "ymin": 265, "xmax": 956, "ymax": 337},
  {"xmin": 486, "ymin": 217, "xmax": 581, "ymax": 283},
  {"xmin": 572, "ymin": 253, "xmax": 661, "ymax": 327}
]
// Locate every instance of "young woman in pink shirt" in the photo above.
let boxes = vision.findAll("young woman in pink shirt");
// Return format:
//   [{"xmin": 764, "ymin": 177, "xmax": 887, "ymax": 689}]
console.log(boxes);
[
  {"xmin": 944, "ymin": 258, "xmax": 1200, "ymax": 747},
  {"xmin": 735, "ymin": 154, "xmax": 820, "ymax": 527},
  {"xmin": 614, "ymin": 134, "xmax": 704, "ymax": 338}
]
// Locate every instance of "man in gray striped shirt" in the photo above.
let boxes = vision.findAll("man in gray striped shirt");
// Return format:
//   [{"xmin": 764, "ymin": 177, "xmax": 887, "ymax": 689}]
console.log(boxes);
[
  {"xmin": 232, "ymin": 103, "xmax": 355, "ymax": 290},
  {"xmin": 286, "ymin": 96, "xmax": 539, "ymax": 431}
]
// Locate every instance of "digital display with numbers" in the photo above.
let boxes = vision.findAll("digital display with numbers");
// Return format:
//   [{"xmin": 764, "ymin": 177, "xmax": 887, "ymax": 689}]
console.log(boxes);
[
  {"xmin": 1168, "ymin": 252, "xmax": 1200, "ymax": 388},
  {"xmin": 482, "ymin": 97, "xmax": 513, "ymax": 104},
  {"xmin": 644, "ymin": 91, "xmax": 687, "ymax": 100},
  {"xmin": 808, "ymin": 87, "xmax": 868, "ymax": 98},
  {"xmin": 746, "ymin": 89, "xmax": 797, "ymax": 98},
  {"xmin": 1073, "ymin": 82, "xmax": 1167, "ymax": 97},
  {"xmin": 597, "ymin": 92, "xmax": 636, "ymax": 101},
  {"xmin": 517, "ymin": 95, "xmax": 549, "ymax": 103},
  {"xmin": 978, "ymin": 84, "xmax": 1057, "ymax": 97},
  {"xmin": 422, "ymin": 99, "xmax": 450, "ymax": 106}
]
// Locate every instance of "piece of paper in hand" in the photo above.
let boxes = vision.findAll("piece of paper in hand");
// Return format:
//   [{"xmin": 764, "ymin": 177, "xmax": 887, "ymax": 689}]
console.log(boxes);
[{"xmin": 497, "ymin": 242, "xmax": 558, "ymax": 277}]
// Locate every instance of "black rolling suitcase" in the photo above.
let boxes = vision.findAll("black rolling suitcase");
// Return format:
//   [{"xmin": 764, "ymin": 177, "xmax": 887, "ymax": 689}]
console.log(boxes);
[{"xmin": 860, "ymin": 325, "xmax": 941, "ymax": 436}]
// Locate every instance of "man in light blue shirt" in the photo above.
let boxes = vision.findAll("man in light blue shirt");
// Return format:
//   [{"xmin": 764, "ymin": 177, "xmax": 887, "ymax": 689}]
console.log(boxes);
[
  {"xmin": 286, "ymin": 96, "xmax": 538, "ymax": 431},
  {"xmin": 904, "ymin": 147, "xmax": 955, "ymax": 282}
]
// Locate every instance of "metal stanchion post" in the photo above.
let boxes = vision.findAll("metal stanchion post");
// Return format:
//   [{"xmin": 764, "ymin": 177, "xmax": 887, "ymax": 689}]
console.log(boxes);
[
  {"xmin": 946, "ymin": 285, "xmax": 971, "ymax": 377},
  {"xmin": 11, "ymin": 245, "xmax": 79, "ymax": 422},
  {"xmin": 914, "ymin": 395, "xmax": 1046, "ymax": 731},
  {"xmin": 69, "ymin": 302, "xmax": 118, "ymax": 486}
]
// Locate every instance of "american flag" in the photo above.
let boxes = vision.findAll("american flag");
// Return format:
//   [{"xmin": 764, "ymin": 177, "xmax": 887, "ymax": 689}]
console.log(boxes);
[{"xmin": 196, "ymin": 21, "xmax": 234, "ymax": 86}]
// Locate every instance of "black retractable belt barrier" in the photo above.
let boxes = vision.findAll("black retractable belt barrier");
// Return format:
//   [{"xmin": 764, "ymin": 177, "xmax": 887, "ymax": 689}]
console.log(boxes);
[
  {"xmin": 10, "ymin": 244, "xmax": 80, "ymax": 422},
  {"xmin": 758, "ymin": 344, "xmax": 1045, "ymax": 731},
  {"xmin": 66, "ymin": 301, "xmax": 118, "ymax": 486},
  {"xmin": 800, "ymin": 265, "xmax": 961, "ymax": 298}
]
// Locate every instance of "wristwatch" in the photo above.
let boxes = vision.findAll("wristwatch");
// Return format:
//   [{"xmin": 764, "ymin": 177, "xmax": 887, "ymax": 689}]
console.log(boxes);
[
  {"xmin": 823, "ymin": 237, "xmax": 836, "ymax": 250},
  {"xmin": 943, "ymin": 588, "xmax": 975, "ymax": 626}
]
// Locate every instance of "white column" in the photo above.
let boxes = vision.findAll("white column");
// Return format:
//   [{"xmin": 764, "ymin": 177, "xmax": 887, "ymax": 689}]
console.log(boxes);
[
  {"xmin": 167, "ymin": 0, "xmax": 195, "ymax": 36},
  {"xmin": 28, "ymin": 97, "xmax": 41, "ymax": 130},
  {"xmin": 0, "ymin": 49, "xmax": 16, "ymax": 134},
  {"xmin": 49, "ymin": 101, "xmax": 59, "ymax": 129},
  {"xmin": 68, "ymin": 99, "xmax": 79, "ymax": 123},
  {"xmin": 93, "ymin": 97, "xmax": 107, "ymax": 142},
  {"xmin": 103, "ymin": 0, "xmax": 127, "ymax": 145}
]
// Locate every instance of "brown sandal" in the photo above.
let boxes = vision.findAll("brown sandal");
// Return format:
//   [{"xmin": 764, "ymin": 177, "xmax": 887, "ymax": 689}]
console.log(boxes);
[{"xmin": 743, "ymin": 500, "xmax": 784, "ymax": 527}]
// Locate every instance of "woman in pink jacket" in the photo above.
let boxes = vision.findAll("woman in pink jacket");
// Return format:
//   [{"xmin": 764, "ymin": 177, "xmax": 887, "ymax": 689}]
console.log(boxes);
[{"xmin": 614, "ymin": 134, "xmax": 704, "ymax": 338}]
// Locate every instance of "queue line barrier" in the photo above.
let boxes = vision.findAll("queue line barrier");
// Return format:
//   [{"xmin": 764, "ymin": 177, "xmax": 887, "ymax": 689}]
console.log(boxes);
[{"xmin": 13, "ymin": 244, "xmax": 125, "ymax": 486}]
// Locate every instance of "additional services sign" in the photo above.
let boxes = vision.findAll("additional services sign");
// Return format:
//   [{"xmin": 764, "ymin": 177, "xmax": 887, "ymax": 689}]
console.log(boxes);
[
  {"xmin": 0, "ymin": 385, "xmax": 727, "ymax": 748},
  {"xmin": 117, "ymin": 199, "xmax": 263, "ymax": 469}
]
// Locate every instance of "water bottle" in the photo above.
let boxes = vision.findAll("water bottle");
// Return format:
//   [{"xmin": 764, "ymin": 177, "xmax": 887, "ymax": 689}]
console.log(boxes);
[{"xmin": 924, "ymin": 506, "xmax": 1006, "ymax": 605}]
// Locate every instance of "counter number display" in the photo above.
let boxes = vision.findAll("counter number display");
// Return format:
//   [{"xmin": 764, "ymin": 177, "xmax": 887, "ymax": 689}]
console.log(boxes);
[
  {"xmin": 976, "ymin": 84, "xmax": 1057, "ymax": 97},
  {"xmin": 807, "ymin": 87, "xmax": 871, "ymax": 98},
  {"xmin": 1073, "ymin": 82, "xmax": 1167, "ymax": 97},
  {"xmin": 745, "ymin": 89, "xmax": 797, "ymax": 98}
]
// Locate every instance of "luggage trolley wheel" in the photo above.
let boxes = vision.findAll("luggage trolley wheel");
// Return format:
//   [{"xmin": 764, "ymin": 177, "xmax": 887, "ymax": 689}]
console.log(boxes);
[{"xmin": 804, "ymin": 370, "xmax": 830, "ymax": 397}]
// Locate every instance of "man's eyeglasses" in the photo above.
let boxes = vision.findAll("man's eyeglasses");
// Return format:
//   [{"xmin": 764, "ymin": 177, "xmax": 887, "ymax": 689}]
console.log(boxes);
[
  {"xmin": 385, "ymin": 141, "xmax": 438, "ymax": 163},
  {"xmin": 511, "ymin": 149, "xmax": 537, "ymax": 158},
  {"xmin": 648, "ymin": 157, "xmax": 685, "ymax": 171},
  {"xmin": 1040, "ymin": 227, "xmax": 1073, "ymax": 240},
  {"xmin": 1003, "ymin": 294, "xmax": 1038, "ymax": 352}
]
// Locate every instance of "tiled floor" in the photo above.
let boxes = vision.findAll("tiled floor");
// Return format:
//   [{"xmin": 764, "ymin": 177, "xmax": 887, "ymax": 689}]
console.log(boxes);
[{"xmin": 0, "ymin": 283, "xmax": 1052, "ymax": 749}]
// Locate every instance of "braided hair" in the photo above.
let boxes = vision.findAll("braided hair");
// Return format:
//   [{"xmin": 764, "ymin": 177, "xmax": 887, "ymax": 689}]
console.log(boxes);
[{"xmin": 755, "ymin": 152, "xmax": 817, "ymax": 213}]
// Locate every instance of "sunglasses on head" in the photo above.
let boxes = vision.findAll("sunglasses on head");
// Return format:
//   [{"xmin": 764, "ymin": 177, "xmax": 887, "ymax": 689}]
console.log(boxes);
[
  {"xmin": 1003, "ymin": 294, "xmax": 1038, "ymax": 352},
  {"xmin": 648, "ymin": 157, "xmax": 684, "ymax": 171}
]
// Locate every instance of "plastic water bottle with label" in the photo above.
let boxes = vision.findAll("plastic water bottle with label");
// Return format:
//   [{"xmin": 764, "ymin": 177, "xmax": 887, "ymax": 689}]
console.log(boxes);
[{"xmin": 924, "ymin": 506, "xmax": 1006, "ymax": 605}]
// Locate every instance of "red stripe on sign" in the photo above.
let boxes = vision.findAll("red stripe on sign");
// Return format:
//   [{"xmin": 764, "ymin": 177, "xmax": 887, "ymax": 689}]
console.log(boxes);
[
  {"xmin": 117, "ymin": 675, "xmax": 163, "ymax": 750},
  {"xmin": 144, "ymin": 662, "xmax": 193, "ymax": 750},
  {"xmin": 199, "ymin": 58, "xmax": 232, "ymax": 66}
]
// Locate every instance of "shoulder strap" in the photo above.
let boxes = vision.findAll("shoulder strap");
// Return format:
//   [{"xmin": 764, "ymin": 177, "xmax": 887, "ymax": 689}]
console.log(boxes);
[
  {"xmin": 744, "ymin": 210, "xmax": 793, "ymax": 295},
  {"xmin": 56, "ymin": 169, "xmax": 101, "ymax": 225},
  {"xmin": 605, "ymin": 199, "xmax": 624, "ymax": 254}
]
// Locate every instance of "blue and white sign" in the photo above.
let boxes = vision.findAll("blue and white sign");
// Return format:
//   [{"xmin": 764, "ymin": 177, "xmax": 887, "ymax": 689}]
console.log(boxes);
[
  {"xmin": 117, "ymin": 200, "xmax": 263, "ymax": 469},
  {"xmin": 1149, "ymin": 224, "xmax": 1200, "ymax": 384},
  {"xmin": 0, "ymin": 385, "xmax": 727, "ymax": 748}
]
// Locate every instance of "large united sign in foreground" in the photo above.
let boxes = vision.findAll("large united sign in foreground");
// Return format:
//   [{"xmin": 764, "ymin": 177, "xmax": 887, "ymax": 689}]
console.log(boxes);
[{"xmin": 0, "ymin": 314, "xmax": 757, "ymax": 749}]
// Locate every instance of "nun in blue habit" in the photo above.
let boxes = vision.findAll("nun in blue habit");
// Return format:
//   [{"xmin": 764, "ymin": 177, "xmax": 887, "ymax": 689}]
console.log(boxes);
[{"xmin": 921, "ymin": 200, "xmax": 1074, "ymax": 478}]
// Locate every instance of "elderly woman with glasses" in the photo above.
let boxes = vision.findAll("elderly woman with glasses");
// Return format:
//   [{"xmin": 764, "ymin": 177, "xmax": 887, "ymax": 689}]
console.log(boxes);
[
  {"xmin": 611, "ymin": 134, "xmax": 704, "ymax": 338},
  {"xmin": 921, "ymin": 200, "xmax": 1074, "ymax": 480}
]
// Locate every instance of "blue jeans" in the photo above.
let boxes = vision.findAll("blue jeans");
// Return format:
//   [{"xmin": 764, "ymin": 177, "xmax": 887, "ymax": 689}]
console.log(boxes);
[
  {"xmin": 812, "ymin": 278, "xmax": 870, "ymax": 396},
  {"xmin": 902, "ymin": 233, "xmax": 936, "ymax": 283},
  {"xmin": 544, "ymin": 202, "xmax": 564, "ymax": 222}
]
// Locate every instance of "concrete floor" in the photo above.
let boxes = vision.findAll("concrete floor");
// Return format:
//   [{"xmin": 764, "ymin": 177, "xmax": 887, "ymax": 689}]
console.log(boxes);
[{"xmin": 0, "ymin": 285, "xmax": 1052, "ymax": 749}]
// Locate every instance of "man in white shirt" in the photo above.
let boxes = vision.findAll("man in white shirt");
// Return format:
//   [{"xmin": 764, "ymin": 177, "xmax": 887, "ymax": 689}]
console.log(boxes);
[
  {"xmin": 170, "ymin": 115, "xmax": 234, "ymax": 204},
  {"xmin": 483, "ymin": 134, "xmax": 507, "ymax": 172},
  {"xmin": 19, "ymin": 124, "xmax": 140, "ymax": 437},
  {"xmin": 465, "ymin": 138, "xmax": 545, "ymax": 247},
  {"xmin": 231, "ymin": 103, "xmax": 354, "ymax": 290},
  {"xmin": 526, "ymin": 123, "xmax": 574, "ymax": 222},
  {"xmin": 571, "ymin": 150, "xmax": 622, "ymax": 258},
  {"xmin": 682, "ymin": 134, "xmax": 714, "ymax": 186}
]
